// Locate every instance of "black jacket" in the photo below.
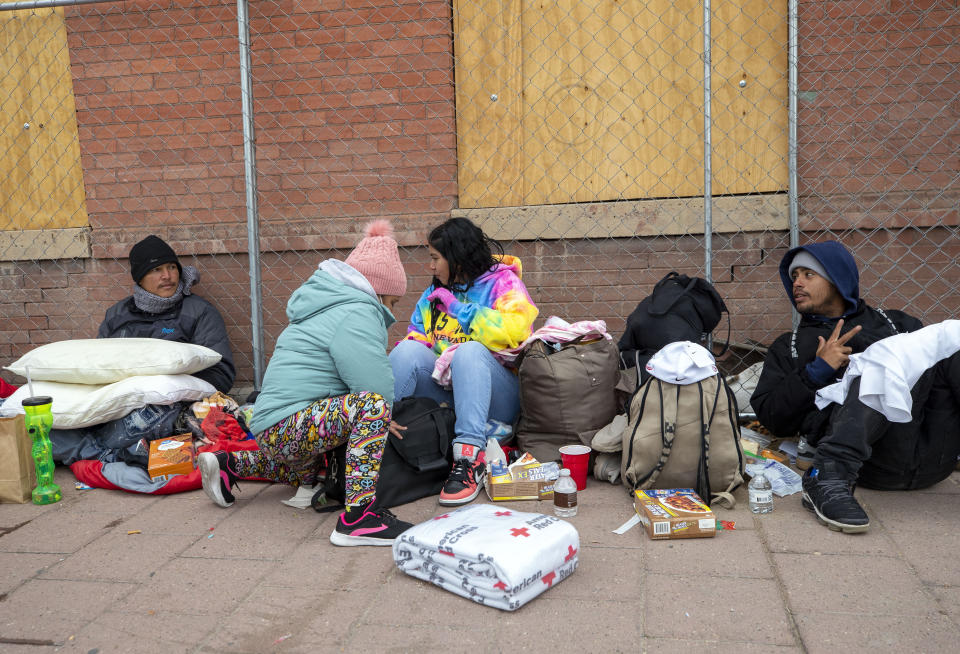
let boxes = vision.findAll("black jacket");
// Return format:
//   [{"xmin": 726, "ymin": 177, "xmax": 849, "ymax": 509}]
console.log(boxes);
[
  {"xmin": 750, "ymin": 300, "xmax": 921, "ymax": 440},
  {"xmin": 98, "ymin": 294, "xmax": 236, "ymax": 393}
]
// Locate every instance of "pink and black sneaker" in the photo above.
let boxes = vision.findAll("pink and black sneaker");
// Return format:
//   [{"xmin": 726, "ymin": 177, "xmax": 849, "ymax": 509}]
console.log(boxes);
[
  {"xmin": 329, "ymin": 505, "xmax": 413, "ymax": 547},
  {"xmin": 198, "ymin": 451, "xmax": 240, "ymax": 508}
]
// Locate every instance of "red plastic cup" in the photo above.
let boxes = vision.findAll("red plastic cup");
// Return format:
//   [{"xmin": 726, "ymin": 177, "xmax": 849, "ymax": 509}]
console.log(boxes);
[{"xmin": 559, "ymin": 444, "xmax": 591, "ymax": 491}]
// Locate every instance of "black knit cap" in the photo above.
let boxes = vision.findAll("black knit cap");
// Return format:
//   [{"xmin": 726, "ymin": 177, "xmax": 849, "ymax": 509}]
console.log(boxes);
[{"xmin": 129, "ymin": 235, "xmax": 181, "ymax": 284}]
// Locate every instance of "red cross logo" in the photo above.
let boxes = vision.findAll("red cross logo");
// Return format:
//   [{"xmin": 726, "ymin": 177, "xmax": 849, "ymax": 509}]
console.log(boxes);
[
  {"xmin": 564, "ymin": 545, "xmax": 578, "ymax": 562},
  {"xmin": 495, "ymin": 511, "xmax": 512, "ymax": 517},
  {"xmin": 541, "ymin": 572, "xmax": 556, "ymax": 587},
  {"xmin": 433, "ymin": 514, "xmax": 450, "ymax": 520},
  {"xmin": 510, "ymin": 527, "xmax": 530, "ymax": 538},
  {"xmin": 493, "ymin": 581, "xmax": 508, "ymax": 590}
]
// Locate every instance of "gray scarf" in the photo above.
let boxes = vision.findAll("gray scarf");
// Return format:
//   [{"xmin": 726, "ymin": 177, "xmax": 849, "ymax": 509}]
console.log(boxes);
[{"xmin": 133, "ymin": 265, "xmax": 199, "ymax": 314}]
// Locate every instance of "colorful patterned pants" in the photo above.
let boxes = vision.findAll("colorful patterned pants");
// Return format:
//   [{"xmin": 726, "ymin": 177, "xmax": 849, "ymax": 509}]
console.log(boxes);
[{"xmin": 232, "ymin": 392, "xmax": 389, "ymax": 507}]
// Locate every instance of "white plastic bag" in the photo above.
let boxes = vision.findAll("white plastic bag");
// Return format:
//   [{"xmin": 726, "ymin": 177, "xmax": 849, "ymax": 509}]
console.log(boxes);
[{"xmin": 744, "ymin": 458, "xmax": 801, "ymax": 497}]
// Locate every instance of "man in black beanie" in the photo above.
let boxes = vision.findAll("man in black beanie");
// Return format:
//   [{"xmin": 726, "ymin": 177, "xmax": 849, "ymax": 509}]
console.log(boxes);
[
  {"xmin": 99, "ymin": 235, "xmax": 235, "ymax": 392},
  {"xmin": 127, "ymin": 235, "xmax": 182, "ymax": 298},
  {"xmin": 50, "ymin": 235, "xmax": 236, "ymax": 470}
]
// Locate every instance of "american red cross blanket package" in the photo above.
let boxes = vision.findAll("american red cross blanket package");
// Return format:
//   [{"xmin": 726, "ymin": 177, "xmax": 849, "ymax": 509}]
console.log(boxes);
[{"xmin": 392, "ymin": 504, "xmax": 579, "ymax": 611}]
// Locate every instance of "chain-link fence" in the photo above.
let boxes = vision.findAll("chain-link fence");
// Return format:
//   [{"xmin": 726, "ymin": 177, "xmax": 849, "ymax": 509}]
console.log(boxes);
[{"xmin": 2, "ymin": 0, "xmax": 958, "ymax": 400}]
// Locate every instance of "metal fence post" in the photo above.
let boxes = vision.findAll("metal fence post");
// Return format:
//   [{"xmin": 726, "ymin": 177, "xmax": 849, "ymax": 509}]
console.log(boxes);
[
  {"xmin": 703, "ymin": 0, "xmax": 713, "ymax": 283},
  {"xmin": 236, "ymin": 0, "xmax": 264, "ymax": 389},
  {"xmin": 788, "ymin": 0, "xmax": 800, "ymax": 330}
]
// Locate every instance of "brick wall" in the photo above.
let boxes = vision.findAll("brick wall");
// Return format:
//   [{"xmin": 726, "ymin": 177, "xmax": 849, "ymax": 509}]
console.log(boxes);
[
  {"xmin": 64, "ymin": 0, "xmax": 456, "ymax": 254},
  {"xmin": 2, "ymin": 0, "xmax": 957, "ymax": 390},
  {"xmin": 797, "ymin": 0, "xmax": 960, "ymax": 230}
]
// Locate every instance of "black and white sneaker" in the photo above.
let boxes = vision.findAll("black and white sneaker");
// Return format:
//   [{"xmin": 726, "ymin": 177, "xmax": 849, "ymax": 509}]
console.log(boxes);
[
  {"xmin": 801, "ymin": 460, "xmax": 869, "ymax": 533},
  {"xmin": 198, "ymin": 451, "xmax": 240, "ymax": 508},
  {"xmin": 438, "ymin": 457, "xmax": 486, "ymax": 506},
  {"xmin": 329, "ymin": 505, "xmax": 413, "ymax": 547}
]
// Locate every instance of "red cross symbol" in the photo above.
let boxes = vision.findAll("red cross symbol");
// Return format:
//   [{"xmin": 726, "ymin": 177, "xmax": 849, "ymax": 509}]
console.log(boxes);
[
  {"xmin": 541, "ymin": 571, "xmax": 556, "ymax": 587},
  {"xmin": 433, "ymin": 514, "xmax": 450, "ymax": 520},
  {"xmin": 564, "ymin": 545, "xmax": 578, "ymax": 562},
  {"xmin": 510, "ymin": 527, "xmax": 530, "ymax": 538},
  {"xmin": 495, "ymin": 510, "xmax": 512, "ymax": 517},
  {"xmin": 493, "ymin": 581, "xmax": 508, "ymax": 590}
]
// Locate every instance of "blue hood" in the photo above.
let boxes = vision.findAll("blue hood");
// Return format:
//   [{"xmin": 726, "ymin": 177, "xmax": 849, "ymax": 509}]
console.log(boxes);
[{"xmin": 779, "ymin": 241, "xmax": 860, "ymax": 315}]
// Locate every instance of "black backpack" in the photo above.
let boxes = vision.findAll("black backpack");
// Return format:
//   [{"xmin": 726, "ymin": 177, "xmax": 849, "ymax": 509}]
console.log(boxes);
[
  {"xmin": 311, "ymin": 396, "xmax": 456, "ymax": 512},
  {"xmin": 618, "ymin": 272, "xmax": 729, "ymax": 378}
]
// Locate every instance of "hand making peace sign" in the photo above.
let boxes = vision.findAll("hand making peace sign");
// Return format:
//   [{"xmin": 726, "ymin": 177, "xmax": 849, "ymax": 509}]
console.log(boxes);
[{"xmin": 816, "ymin": 319, "xmax": 863, "ymax": 370}]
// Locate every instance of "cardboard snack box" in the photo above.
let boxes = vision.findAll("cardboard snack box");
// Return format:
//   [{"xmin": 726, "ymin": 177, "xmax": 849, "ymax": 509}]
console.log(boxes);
[
  {"xmin": 148, "ymin": 434, "xmax": 195, "ymax": 481},
  {"xmin": 633, "ymin": 488, "xmax": 716, "ymax": 540},
  {"xmin": 484, "ymin": 476, "xmax": 553, "ymax": 501},
  {"xmin": 484, "ymin": 455, "xmax": 555, "ymax": 501}
]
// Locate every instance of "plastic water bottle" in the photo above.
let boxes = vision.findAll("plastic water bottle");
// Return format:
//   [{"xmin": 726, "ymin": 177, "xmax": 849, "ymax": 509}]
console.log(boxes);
[
  {"xmin": 796, "ymin": 437, "xmax": 816, "ymax": 471},
  {"xmin": 748, "ymin": 472, "xmax": 774, "ymax": 514},
  {"xmin": 553, "ymin": 468, "xmax": 578, "ymax": 517},
  {"xmin": 484, "ymin": 437, "xmax": 507, "ymax": 466}
]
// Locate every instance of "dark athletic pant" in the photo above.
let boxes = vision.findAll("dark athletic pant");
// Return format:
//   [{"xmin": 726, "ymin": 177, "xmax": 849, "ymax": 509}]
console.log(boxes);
[{"xmin": 814, "ymin": 351, "xmax": 960, "ymax": 490}]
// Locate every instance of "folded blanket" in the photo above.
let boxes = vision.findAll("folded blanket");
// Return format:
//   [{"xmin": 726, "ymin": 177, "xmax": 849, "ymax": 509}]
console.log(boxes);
[{"xmin": 393, "ymin": 504, "xmax": 579, "ymax": 611}]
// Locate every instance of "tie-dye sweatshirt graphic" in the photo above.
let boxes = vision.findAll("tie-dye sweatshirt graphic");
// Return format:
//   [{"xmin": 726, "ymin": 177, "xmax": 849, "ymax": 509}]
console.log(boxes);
[{"xmin": 404, "ymin": 255, "xmax": 538, "ymax": 355}]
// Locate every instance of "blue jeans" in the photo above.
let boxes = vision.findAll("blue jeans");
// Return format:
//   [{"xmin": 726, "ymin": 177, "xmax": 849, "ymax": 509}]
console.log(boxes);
[{"xmin": 389, "ymin": 339, "xmax": 520, "ymax": 450}]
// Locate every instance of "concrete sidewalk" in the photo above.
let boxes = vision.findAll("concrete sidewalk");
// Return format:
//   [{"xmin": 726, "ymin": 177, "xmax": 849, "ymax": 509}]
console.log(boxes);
[{"xmin": 1, "ymin": 466, "xmax": 958, "ymax": 653}]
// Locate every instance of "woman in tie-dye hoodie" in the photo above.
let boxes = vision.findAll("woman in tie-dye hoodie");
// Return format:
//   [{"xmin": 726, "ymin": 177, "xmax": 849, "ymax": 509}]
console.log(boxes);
[{"xmin": 389, "ymin": 217, "xmax": 538, "ymax": 506}]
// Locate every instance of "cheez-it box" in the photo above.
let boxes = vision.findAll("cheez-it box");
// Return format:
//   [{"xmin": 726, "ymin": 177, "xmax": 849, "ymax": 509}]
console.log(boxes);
[
  {"xmin": 634, "ymin": 489, "xmax": 716, "ymax": 540},
  {"xmin": 484, "ymin": 453, "xmax": 555, "ymax": 501},
  {"xmin": 148, "ymin": 434, "xmax": 195, "ymax": 481}
]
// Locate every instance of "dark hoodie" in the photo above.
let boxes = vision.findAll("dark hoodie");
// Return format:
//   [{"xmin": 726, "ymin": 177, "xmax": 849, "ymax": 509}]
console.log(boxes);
[
  {"xmin": 778, "ymin": 241, "xmax": 860, "ymax": 318},
  {"xmin": 751, "ymin": 241, "xmax": 922, "ymax": 441},
  {"xmin": 778, "ymin": 241, "xmax": 862, "ymax": 386}
]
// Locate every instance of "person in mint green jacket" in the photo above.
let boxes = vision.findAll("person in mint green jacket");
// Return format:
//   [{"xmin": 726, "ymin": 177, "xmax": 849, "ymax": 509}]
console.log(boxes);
[{"xmin": 198, "ymin": 221, "xmax": 414, "ymax": 547}]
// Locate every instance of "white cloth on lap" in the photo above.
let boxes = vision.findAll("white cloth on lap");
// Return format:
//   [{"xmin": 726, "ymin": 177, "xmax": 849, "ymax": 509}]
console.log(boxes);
[
  {"xmin": 815, "ymin": 320, "xmax": 960, "ymax": 423},
  {"xmin": 393, "ymin": 503, "xmax": 579, "ymax": 611}
]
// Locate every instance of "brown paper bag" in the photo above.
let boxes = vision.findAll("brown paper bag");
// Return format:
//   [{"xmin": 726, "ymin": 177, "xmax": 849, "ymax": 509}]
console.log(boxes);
[{"xmin": 0, "ymin": 414, "xmax": 36, "ymax": 503}]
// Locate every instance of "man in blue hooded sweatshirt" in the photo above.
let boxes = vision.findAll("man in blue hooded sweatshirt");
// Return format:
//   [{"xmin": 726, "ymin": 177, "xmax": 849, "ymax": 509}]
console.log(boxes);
[{"xmin": 751, "ymin": 241, "xmax": 960, "ymax": 533}]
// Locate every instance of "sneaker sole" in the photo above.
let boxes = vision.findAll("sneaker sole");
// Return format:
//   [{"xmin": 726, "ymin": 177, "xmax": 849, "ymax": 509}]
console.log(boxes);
[
  {"xmin": 198, "ymin": 453, "xmax": 233, "ymax": 508},
  {"xmin": 329, "ymin": 531, "xmax": 396, "ymax": 547},
  {"xmin": 801, "ymin": 493, "xmax": 869, "ymax": 534},
  {"xmin": 438, "ymin": 479, "xmax": 484, "ymax": 506}
]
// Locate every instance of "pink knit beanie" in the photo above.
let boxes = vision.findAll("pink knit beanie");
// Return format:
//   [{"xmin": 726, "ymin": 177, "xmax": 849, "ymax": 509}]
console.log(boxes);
[{"xmin": 345, "ymin": 220, "xmax": 407, "ymax": 296}]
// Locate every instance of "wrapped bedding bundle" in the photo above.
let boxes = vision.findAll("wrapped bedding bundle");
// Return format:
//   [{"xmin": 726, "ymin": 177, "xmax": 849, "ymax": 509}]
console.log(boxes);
[{"xmin": 392, "ymin": 504, "xmax": 579, "ymax": 611}]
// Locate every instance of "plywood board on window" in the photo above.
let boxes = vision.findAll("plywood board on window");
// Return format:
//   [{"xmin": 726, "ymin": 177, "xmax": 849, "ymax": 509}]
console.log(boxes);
[
  {"xmin": 453, "ymin": 193, "xmax": 789, "ymax": 240},
  {"xmin": 1, "ymin": 9, "xmax": 88, "ymax": 232},
  {"xmin": 454, "ymin": 0, "xmax": 788, "ymax": 209},
  {"xmin": 453, "ymin": 0, "xmax": 525, "ymax": 209}
]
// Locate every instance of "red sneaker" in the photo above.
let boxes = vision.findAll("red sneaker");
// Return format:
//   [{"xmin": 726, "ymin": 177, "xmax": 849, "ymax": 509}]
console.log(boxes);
[{"xmin": 439, "ymin": 456, "xmax": 486, "ymax": 506}]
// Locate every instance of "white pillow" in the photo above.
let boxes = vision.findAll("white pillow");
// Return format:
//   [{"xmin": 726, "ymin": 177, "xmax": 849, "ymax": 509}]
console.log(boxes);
[
  {"xmin": 3, "ymin": 375, "xmax": 215, "ymax": 429},
  {"xmin": 5, "ymin": 338, "xmax": 221, "ymax": 385}
]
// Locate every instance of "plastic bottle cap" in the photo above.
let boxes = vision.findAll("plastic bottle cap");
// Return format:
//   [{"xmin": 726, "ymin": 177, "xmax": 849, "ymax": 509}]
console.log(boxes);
[{"xmin": 21, "ymin": 396, "xmax": 53, "ymax": 407}]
